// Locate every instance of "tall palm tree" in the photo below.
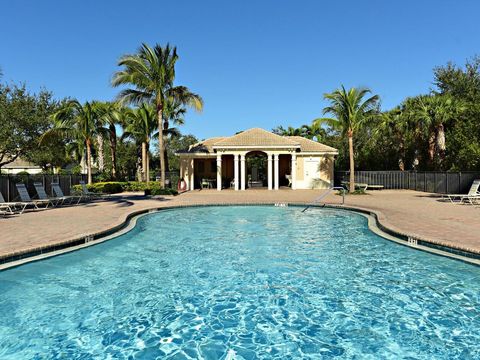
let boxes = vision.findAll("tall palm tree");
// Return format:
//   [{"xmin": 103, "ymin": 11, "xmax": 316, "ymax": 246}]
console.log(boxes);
[
  {"xmin": 375, "ymin": 107, "xmax": 409, "ymax": 170},
  {"xmin": 45, "ymin": 100, "xmax": 104, "ymax": 184},
  {"xmin": 123, "ymin": 104, "xmax": 157, "ymax": 182},
  {"xmin": 314, "ymin": 86, "xmax": 379, "ymax": 193},
  {"xmin": 96, "ymin": 101, "xmax": 126, "ymax": 179},
  {"xmin": 406, "ymin": 94, "xmax": 460, "ymax": 168},
  {"xmin": 112, "ymin": 43, "xmax": 203, "ymax": 188}
]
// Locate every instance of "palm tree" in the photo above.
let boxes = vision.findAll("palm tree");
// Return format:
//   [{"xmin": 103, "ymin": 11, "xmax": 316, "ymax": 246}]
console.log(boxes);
[
  {"xmin": 273, "ymin": 124, "xmax": 326, "ymax": 142},
  {"xmin": 375, "ymin": 107, "xmax": 409, "ymax": 170},
  {"xmin": 406, "ymin": 94, "xmax": 461, "ymax": 168},
  {"xmin": 314, "ymin": 86, "xmax": 379, "ymax": 193},
  {"xmin": 112, "ymin": 43, "xmax": 203, "ymax": 188},
  {"xmin": 123, "ymin": 104, "xmax": 157, "ymax": 182},
  {"xmin": 96, "ymin": 101, "xmax": 126, "ymax": 179},
  {"xmin": 45, "ymin": 100, "xmax": 103, "ymax": 184}
]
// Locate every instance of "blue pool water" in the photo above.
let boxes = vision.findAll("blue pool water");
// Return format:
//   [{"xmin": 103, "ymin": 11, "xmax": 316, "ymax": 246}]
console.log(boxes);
[{"xmin": 0, "ymin": 206, "xmax": 479, "ymax": 359}]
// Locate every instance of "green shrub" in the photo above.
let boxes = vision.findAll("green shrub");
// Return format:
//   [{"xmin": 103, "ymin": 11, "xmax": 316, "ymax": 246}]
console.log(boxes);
[
  {"xmin": 72, "ymin": 181, "xmax": 178, "ymax": 195},
  {"xmin": 72, "ymin": 181, "xmax": 124, "ymax": 194}
]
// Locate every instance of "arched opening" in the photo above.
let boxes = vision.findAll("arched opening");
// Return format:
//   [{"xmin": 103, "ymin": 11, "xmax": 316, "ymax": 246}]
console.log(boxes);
[{"xmin": 246, "ymin": 151, "xmax": 268, "ymax": 188}]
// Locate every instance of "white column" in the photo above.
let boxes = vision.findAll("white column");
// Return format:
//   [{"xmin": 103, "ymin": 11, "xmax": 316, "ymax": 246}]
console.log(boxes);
[
  {"xmin": 234, "ymin": 154, "xmax": 239, "ymax": 191},
  {"xmin": 274, "ymin": 154, "xmax": 279, "ymax": 190},
  {"xmin": 240, "ymin": 154, "xmax": 246, "ymax": 190},
  {"xmin": 267, "ymin": 154, "xmax": 273, "ymax": 190},
  {"xmin": 189, "ymin": 159, "xmax": 195, "ymax": 190},
  {"xmin": 291, "ymin": 153, "xmax": 297, "ymax": 190},
  {"xmin": 216, "ymin": 155, "xmax": 222, "ymax": 191}
]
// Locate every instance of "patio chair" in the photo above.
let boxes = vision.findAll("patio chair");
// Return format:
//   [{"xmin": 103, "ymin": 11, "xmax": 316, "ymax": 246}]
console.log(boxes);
[
  {"xmin": 79, "ymin": 181, "xmax": 105, "ymax": 200},
  {"xmin": 201, "ymin": 178, "xmax": 210, "ymax": 189},
  {"xmin": 0, "ymin": 196, "xmax": 14, "ymax": 216},
  {"xmin": 15, "ymin": 183, "xmax": 51, "ymax": 210},
  {"xmin": 33, "ymin": 182, "xmax": 64, "ymax": 207},
  {"xmin": 51, "ymin": 182, "xmax": 83, "ymax": 205},
  {"xmin": 0, "ymin": 191, "xmax": 28, "ymax": 214},
  {"xmin": 285, "ymin": 174, "xmax": 292, "ymax": 187},
  {"xmin": 341, "ymin": 181, "xmax": 368, "ymax": 192},
  {"xmin": 444, "ymin": 179, "xmax": 480, "ymax": 204}
]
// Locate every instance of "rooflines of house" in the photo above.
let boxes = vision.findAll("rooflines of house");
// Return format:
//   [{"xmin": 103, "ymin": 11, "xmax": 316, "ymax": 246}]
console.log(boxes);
[{"xmin": 177, "ymin": 127, "xmax": 338, "ymax": 155}]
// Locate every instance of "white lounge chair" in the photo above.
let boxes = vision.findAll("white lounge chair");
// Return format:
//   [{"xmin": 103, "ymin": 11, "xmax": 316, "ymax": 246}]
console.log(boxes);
[
  {"xmin": 79, "ymin": 181, "xmax": 106, "ymax": 200},
  {"xmin": 51, "ymin": 182, "xmax": 83, "ymax": 205},
  {"xmin": 445, "ymin": 179, "xmax": 480, "ymax": 204},
  {"xmin": 33, "ymin": 182, "xmax": 64, "ymax": 207},
  {"xmin": 15, "ymin": 183, "xmax": 51, "ymax": 209},
  {"xmin": 0, "ymin": 191, "xmax": 28, "ymax": 214}
]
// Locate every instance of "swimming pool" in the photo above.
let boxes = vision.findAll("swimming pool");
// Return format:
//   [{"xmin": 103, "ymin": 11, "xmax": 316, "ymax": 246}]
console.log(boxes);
[{"xmin": 0, "ymin": 206, "xmax": 479, "ymax": 359}]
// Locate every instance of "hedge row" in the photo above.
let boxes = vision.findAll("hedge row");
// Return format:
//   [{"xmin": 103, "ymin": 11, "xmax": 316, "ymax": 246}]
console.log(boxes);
[{"xmin": 73, "ymin": 182, "xmax": 178, "ymax": 196}]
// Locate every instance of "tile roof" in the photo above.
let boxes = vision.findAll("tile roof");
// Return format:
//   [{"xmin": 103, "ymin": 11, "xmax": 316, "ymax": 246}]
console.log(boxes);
[
  {"xmin": 177, "ymin": 128, "xmax": 338, "ymax": 154},
  {"xmin": 213, "ymin": 128, "xmax": 300, "ymax": 147},
  {"xmin": 285, "ymin": 136, "xmax": 338, "ymax": 153},
  {"xmin": 178, "ymin": 137, "xmax": 228, "ymax": 154}
]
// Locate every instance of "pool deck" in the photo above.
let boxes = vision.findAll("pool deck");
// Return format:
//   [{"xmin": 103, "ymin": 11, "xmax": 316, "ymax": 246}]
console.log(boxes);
[{"xmin": 1, "ymin": 189, "xmax": 479, "ymax": 263}]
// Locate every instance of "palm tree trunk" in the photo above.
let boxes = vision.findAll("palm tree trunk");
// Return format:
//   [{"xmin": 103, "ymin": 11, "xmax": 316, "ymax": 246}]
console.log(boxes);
[
  {"xmin": 109, "ymin": 128, "xmax": 117, "ymax": 180},
  {"xmin": 348, "ymin": 131, "xmax": 355, "ymax": 193},
  {"xmin": 141, "ymin": 141, "xmax": 147, "ymax": 182},
  {"xmin": 86, "ymin": 138, "xmax": 93, "ymax": 185},
  {"xmin": 164, "ymin": 137, "xmax": 170, "ymax": 173},
  {"xmin": 398, "ymin": 138, "xmax": 405, "ymax": 171},
  {"xmin": 97, "ymin": 134, "xmax": 104, "ymax": 172},
  {"xmin": 436, "ymin": 123, "xmax": 446, "ymax": 166},
  {"xmin": 147, "ymin": 137, "xmax": 150, "ymax": 183},
  {"xmin": 157, "ymin": 106, "xmax": 166, "ymax": 188},
  {"xmin": 110, "ymin": 140, "xmax": 117, "ymax": 180},
  {"xmin": 428, "ymin": 131, "xmax": 436, "ymax": 167},
  {"xmin": 146, "ymin": 144, "xmax": 150, "ymax": 184}
]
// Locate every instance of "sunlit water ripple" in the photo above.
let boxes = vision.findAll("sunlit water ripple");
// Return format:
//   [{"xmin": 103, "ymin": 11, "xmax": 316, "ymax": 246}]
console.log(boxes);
[{"xmin": 0, "ymin": 206, "xmax": 479, "ymax": 359}]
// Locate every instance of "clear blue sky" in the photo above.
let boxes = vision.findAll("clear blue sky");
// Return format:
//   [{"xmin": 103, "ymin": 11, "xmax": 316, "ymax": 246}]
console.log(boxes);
[{"xmin": 1, "ymin": 0, "xmax": 479, "ymax": 140}]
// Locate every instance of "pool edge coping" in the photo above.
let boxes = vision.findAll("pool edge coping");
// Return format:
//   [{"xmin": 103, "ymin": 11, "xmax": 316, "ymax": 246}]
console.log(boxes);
[{"xmin": 1, "ymin": 202, "xmax": 479, "ymax": 271}]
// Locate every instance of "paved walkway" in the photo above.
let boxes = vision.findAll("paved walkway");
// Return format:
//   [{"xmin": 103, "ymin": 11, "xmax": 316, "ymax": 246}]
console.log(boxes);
[{"xmin": 1, "ymin": 189, "xmax": 479, "ymax": 260}]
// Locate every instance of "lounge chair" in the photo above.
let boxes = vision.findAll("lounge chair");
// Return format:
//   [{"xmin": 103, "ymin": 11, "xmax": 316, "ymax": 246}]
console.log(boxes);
[
  {"xmin": 51, "ymin": 182, "xmax": 83, "ymax": 205},
  {"xmin": 79, "ymin": 181, "xmax": 105, "ymax": 200},
  {"xmin": 33, "ymin": 182, "xmax": 64, "ymax": 207},
  {"xmin": 0, "ymin": 202, "xmax": 14, "ymax": 217},
  {"xmin": 15, "ymin": 183, "xmax": 51, "ymax": 209},
  {"xmin": 341, "ymin": 181, "xmax": 368, "ymax": 192},
  {"xmin": 444, "ymin": 179, "xmax": 480, "ymax": 204},
  {"xmin": 0, "ymin": 191, "xmax": 28, "ymax": 214}
]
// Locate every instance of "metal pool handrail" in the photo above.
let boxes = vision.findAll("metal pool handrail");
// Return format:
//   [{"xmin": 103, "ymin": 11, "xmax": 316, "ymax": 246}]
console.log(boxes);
[{"xmin": 301, "ymin": 186, "xmax": 346, "ymax": 212}]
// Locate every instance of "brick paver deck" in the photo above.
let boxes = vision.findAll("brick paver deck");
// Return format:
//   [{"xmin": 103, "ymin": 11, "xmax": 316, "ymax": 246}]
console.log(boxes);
[{"xmin": 1, "ymin": 189, "xmax": 479, "ymax": 261}]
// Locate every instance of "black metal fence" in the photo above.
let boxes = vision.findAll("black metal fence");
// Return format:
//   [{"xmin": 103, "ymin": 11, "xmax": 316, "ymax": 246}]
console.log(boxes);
[
  {"xmin": 334, "ymin": 171, "xmax": 480, "ymax": 194},
  {"xmin": 0, "ymin": 174, "xmax": 87, "ymax": 202}
]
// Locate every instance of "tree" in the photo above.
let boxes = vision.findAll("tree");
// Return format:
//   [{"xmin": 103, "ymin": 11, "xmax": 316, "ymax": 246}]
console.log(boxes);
[
  {"xmin": 123, "ymin": 103, "xmax": 157, "ymax": 182},
  {"xmin": 45, "ymin": 100, "xmax": 103, "ymax": 184},
  {"xmin": 96, "ymin": 101, "xmax": 126, "ymax": 179},
  {"xmin": 314, "ymin": 86, "xmax": 379, "ymax": 192},
  {"xmin": 434, "ymin": 56, "xmax": 480, "ymax": 101},
  {"xmin": 272, "ymin": 124, "xmax": 326, "ymax": 142},
  {"xmin": 404, "ymin": 94, "xmax": 461, "ymax": 169},
  {"xmin": 112, "ymin": 43, "xmax": 203, "ymax": 188},
  {"xmin": 372, "ymin": 107, "xmax": 410, "ymax": 170},
  {"xmin": 166, "ymin": 134, "xmax": 197, "ymax": 172},
  {"xmin": 0, "ymin": 83, "xmax": 59, "ymax": 170}
]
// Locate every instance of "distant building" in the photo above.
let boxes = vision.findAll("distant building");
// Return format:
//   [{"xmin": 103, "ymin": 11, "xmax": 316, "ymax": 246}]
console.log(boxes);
[
  {"xmin": 1, "ymin": 158, "xmax": 42, "ymax": 175},
  {"xmin": 177, "ymin": 127, "xmax": 338, "ymax": 191}
]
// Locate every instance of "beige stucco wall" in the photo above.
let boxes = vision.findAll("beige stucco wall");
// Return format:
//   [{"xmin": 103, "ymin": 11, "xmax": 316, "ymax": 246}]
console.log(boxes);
[
  {"xmin": 295, "ymin": 155, "xmax": 334, "ymax": 189},
  {"xmin": 180, "ymin": 152, "xmax": 335, "ymax": 190},
  {"xmin": 179, "ymin": 157, "xmax": 194, "ymax": 190}
]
